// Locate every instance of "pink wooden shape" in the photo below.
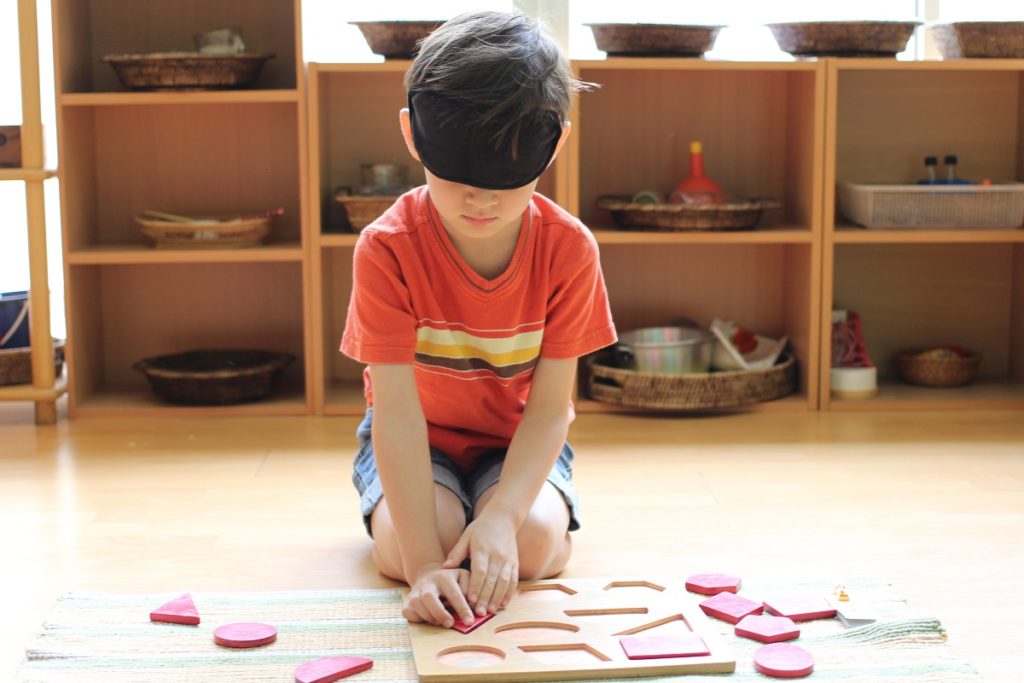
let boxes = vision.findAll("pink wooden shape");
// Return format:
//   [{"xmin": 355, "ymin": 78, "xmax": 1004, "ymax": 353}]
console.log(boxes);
[
  {"xmin": 452, "ymin": 611, "xmax": 495, "ymax": 634},
  {"xmin": 619, "ymin": 633, "xmax": 710, "ymax": 660},
  {"xmin": 149, "ymin": 593, "xmax": 200, "ymax": 625},
  {"xmin": 684, "ymin": 573, "xmax": 741, "ymax": 596},
  {"xmin": 294, "ymin": 656, "xmax": 374, "ymax": 683},
  {"xmin": 763, "ymin": 596, "xmax": 837, "ymax": 622},
  {"xmin": 753, "ymin": 643, "xmax": 814, "ymax": 678},
  {"xmin": 734, "ymin": 614, "xmax": 800, "ymax": 643},
  {"xmin": 213, "ymin": 622, "xmax": 277, "ymax": 648},
  {"xmin": 698, "ymin": 592, "xmax": 763, "ymax": 624}
]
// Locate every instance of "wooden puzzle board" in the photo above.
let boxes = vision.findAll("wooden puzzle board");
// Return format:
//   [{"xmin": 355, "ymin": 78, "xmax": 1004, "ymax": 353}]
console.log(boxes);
[{"xmin": 407, "ymin": 578, "xmax": 735, "ymax": 682}]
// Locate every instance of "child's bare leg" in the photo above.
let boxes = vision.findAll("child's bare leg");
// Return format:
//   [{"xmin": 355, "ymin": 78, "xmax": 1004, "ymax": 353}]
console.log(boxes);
[
  {"xmin": 474, "ymin": 482, "xmax": 571, "ymax": 580},
  {"xmin": 370, "ymin": 484, "xmax": 467, "ymax": 582}
]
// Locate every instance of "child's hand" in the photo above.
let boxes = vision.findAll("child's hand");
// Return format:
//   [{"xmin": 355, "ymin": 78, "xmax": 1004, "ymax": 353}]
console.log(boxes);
[
  {"xmin": 404, "ymin": 562, "xmax": 474, "ymax": 628},
  {"xmin": 443, "ymin": 510, "xmax": 519, "ymax": 616}
]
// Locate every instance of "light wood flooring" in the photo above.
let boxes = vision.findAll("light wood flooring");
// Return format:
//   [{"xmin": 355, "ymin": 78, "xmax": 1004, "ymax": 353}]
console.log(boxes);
[{"xmin": 1, "ymin": 403, "xmax": 1022, "ymax": 681}]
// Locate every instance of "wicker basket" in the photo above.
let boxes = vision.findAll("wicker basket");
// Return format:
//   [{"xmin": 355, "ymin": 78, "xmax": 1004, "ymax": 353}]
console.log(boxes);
[
  {"xmin": 586, "ymin": 351, "xmax": 796, "ymax": 410},
  {"xmin": 335, "ymin": 195, "xmax": 398, "ymax": 231},
  {"xmin": 103, "ymin": 53, "xmax": 274, "ymax": 90},
  {"xmin": 898, "ymin": 351, "xmax": 980, "ymax": 388},
  {"xmin": 135, "ymin": 214, "xmax": 271, "ymax": 249},
  {"xmin": 350, "ymin": 21, "xmax": 443, "ymax": 59},
  {"xmin": 586, "ymin": 23, "xmax": 723, "ymax": 57},
  {"xmin": 0, "ymin": 340, "xmax": 65, "ymax": 387},
  {"xmin": 597, "ymin": 196, "xmax": 780, "ymax": 231},
  {"xmin": 930, "ymin": 22, "xmax": 1024, "ymax": 59},
  {"xmin": 766, "ymin": 21, "xmax": 920, "ymax": 57},
  {"xmin": 133, "ymin": 350, "xmax": 295, "ymax": 405}
]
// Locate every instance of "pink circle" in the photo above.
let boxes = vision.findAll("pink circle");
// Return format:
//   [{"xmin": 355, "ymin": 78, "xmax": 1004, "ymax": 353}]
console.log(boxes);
[
  {"xmin": 213, "ymin": 622, "xmax": 277, "ymax": 648},
  {"xmin": 753, "ymin": 643, "xmax": 814, "ymax": 678}
]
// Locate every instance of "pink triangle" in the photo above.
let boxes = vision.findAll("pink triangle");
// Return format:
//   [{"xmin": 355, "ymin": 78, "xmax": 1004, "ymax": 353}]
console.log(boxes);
[
  {"xmin": 294, "ymin": 656, "xmax": 374, "ymax": 683},
  {"xmin": 150, "ymin": 593, "xmax": 200, "ymax": 625}
]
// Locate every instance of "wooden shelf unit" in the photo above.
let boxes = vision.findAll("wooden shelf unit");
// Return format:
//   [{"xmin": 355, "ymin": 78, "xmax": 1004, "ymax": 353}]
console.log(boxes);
[
  {"xmin": 822, "ymin": 59, "xmax": 1024, "ymax": 411},
  {"xmin": 52, "ymin": 0, "xmax": 312, "ymax": 416},
  {"xmin": 0, "ymin": 0, "xmax": 65, "ymax": 424}
]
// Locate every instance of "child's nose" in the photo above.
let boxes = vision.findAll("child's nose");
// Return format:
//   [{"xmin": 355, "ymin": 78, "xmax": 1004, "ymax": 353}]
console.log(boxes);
[{"xmin": 465, "ymin": 188, "xmax": 499, "ymax": 209}]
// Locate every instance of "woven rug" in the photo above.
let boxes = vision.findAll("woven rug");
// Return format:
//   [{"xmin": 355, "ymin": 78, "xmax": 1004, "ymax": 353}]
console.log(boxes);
[{"xmin": 17, "ymin": 577, "xmax": 981, "ymax": 682}]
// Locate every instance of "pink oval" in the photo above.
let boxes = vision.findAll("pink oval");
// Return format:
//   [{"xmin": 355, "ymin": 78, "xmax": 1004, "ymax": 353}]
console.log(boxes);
[
  {"xmin": 213, "ymin": 622, "xmax": 277, "ymax": 648},
  {"xmin": 753, "ymin": 643, "xmax": 814, "ymax": 678}
]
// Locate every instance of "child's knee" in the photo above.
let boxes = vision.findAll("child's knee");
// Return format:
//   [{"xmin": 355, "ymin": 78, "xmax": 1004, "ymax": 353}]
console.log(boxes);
[{"xmin": 516, "ymin": 505, "xmax": 571, "ymax": 579}]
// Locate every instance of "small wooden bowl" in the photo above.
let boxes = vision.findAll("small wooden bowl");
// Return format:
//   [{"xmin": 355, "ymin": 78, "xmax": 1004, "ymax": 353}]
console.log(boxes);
[
  {"xmin": 898, "ymin": 350, "xmax": 980, "ymax": 387},
  {"xmin": 103, "ymin": 52, "xmax": 274, "ymax": 90},
  {"xmin": 930, "ymin": 22, "xmax": 1024, "ymax": 59},
  {"xmin": 766, "ymin": 21, "xmax": 920, "ymax": 57},
  {"xmin": 586, "ymin": 23, "xmax": 723, "ymax": 57},
  {"xmin": 350, "ymin": 21, "xmax": 443, "ymax": 59}
]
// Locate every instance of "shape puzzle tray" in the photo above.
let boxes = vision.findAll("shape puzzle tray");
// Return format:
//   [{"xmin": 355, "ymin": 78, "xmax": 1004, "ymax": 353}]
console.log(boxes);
[{"xmin": 407, "ymin": 578, "xmax": 735, "ymax": 682}]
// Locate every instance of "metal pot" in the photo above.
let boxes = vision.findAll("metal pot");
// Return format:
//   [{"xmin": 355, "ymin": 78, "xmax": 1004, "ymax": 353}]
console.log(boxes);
[{"xmin": 616, "ymin": 326, "xmax": 713, "ymax": 374}]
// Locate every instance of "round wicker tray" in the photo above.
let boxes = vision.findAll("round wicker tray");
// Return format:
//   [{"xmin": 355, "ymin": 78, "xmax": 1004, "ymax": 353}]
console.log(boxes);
[
  {"xmin": 766, "ymin": 21, "xmax": 920, "ymax": 57},
  {"xmin": 586, "ymin": 23, "xmax": 723, "ymax": 57},
  {"xmin": 597, "ymin": 196, "xmax": 780, "ymax": 231},
  {"xmin": 135, "ymin": 214, "xmax": 270, "ymax": 249},
  {"xmin": 103, "ymin": 52, "xmax": 274, "ymax": 90},
  {"xmin": 586, "ymin": 351, "xmax": 796, "ymax": 410},
  {"xmin": 133, "ymin": 350, "xmax": 295, "ymax": 405},
  {"xmin": 350, "ymin": 21, "xmax": 443, "ymax": 59},
  {"xmin": 898, "ymin": 351, "xmax": 980, "ymax": 387},
  {"xmin": 0, "ymin": 340, "xmax": 65, "ymax": 387}
]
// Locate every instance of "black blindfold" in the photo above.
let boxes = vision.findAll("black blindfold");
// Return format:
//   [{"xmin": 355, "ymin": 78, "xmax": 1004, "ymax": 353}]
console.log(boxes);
[{"xmin": 408, "ymin": 89, "xmax": 562, "ymax": 191}]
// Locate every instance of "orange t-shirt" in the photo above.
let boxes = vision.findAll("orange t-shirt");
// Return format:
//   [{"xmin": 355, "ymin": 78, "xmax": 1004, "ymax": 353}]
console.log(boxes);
[{"xmin": 341, "ymin": 186, "xmax": 616, "ymax": 470}]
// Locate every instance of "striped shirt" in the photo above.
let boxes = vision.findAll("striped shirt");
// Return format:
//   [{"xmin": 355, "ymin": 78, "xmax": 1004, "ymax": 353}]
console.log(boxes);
[{"xmin": 341, "ymin": 186, "xmax": 616, "ymax": 470}]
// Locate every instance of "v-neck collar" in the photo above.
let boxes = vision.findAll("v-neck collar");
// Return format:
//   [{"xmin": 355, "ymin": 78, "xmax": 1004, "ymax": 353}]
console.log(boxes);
[{"xmin": 424, "ymin": 190, "xmax": 533, "ymax": 297}]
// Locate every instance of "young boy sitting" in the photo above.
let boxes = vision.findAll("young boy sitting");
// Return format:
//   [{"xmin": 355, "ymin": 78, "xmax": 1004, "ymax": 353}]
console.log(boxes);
[{"xmin": 341, "ymin": 10, "xmax": 616, "ymax": 629}]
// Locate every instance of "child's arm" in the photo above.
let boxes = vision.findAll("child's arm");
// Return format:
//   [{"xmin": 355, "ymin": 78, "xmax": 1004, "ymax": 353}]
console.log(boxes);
[
  {"xmin": 369, "ymin": 363, "xmax": 475, "ymax": 628},
  {"xmin": 443, "ymin": 356, "xmax": 577, "ymax": 615}
]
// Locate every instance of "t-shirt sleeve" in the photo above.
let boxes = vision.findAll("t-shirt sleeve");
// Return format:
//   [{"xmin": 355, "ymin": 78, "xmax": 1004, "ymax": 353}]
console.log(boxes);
[
  {"xmin": 540, "ymin": 227, "xmax": 617, "ymax": 359},
  {"xmin": 340, "ymin": 230, "xmax": 418, "ymax": 364}
]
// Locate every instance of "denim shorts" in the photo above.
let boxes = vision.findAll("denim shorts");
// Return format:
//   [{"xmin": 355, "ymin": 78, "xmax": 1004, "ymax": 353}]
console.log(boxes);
[{"xmin": 352, "ymin": 409, "xmax": 581, "ymax": 537}]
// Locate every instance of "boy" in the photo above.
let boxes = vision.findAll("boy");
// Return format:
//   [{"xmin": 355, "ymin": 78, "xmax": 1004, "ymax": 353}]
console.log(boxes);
[{"xmin": 341, "ymin": 11, "xmax": 616, "ymax": 630}]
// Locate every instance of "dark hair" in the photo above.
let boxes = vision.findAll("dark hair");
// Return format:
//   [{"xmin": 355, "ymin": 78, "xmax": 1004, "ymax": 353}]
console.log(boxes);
[{"xmin": 405, "ymin": 11, "xmax": 591, "ymax": 153}]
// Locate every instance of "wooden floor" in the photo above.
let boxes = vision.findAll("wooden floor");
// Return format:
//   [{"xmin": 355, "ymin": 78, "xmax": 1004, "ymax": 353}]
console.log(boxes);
[{"xmin": 1, "ymin": 402, "xmax": 1022, "ymax": 681}]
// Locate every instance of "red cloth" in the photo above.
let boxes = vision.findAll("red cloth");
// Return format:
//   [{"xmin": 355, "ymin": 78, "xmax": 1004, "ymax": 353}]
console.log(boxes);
[{"xmin": 342, "ymin": 187, "xmax": 616, "ymax": 470}]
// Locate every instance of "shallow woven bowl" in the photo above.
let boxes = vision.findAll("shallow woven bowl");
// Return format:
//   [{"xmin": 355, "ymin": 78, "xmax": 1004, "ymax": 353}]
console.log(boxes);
[
  {"xmin": 135, "ymin": 214, "xmax": 270, "ymax": 249},
  {"xmin": 133, "ymin": 349, "xmax": 295, "ymax": 405},
  {"xmin": 930, "ymin": 22, "xmax": 1024, "ymax": 59},
  {"xmin": 597, "ymin": 196, "xmax": 780, "ymax": 231},
  {"xmin": 103, "ymin": 52, "xmax": 274, "ymax": 90},
  {"xmin": 350, "ymin": 21, "xmax": 443, "ymax": 59},
  {"xmin": 898, "ymin": 351, "xmax": 980, "ymax": 388},
  {"xmin": 335, "ymin": 195, "xmax": 397, "ymax": 232},
  {"xmin": 767, "ymin": 21, "xmax": 921, "ymax": 57},
  {"xmin": 586, "ymin": 23, "xmax": 723, "ymax": 57}
]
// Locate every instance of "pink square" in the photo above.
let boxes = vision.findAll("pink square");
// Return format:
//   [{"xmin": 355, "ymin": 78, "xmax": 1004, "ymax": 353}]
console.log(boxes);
[
  {"xmin": 699, "ymin": 592, "xmax": 763, "ymax": 624},
  {"xmin": 763, "ymin": 596, "xmax": 837, "ymax": 622}
]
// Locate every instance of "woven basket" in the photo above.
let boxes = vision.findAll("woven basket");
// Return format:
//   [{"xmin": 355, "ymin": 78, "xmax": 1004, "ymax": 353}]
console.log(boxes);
[
  {"xmin": 766, "ymin": 21, "xmax": 920, "ymax": 57},
  {"xmin": 135, "ymin": 214, "xmax": 271, "ymax": 249},
  {"xmin": 898, "ymin": 351, "xmax": 980, "ymax": 388},
  {"xmin": 586, "ymin": 351, "xmax": 796, "ymax": 410},
  {"xmin": 335, "ymin": 195, "xmax": 397, "ymax": 231},
  {"xmin": 930, "ymin": 22, "xmax": 1024, "ymax": 59},
  {"xmin": 586, "ymin": 23, "xmax": 723, "ymax": 57},
  {"xmin": 350, "ymin": 21, "xmax": 443, "ymax": 59},
  {"xmin": 103, "ymin": 53, "xmax": 274, "ymax": 90},
  {"xmin": 0, "ymin": 340, "xmax": 65, "ymax": 387},
  {"xmin": 597, "ymin": 196, "xmax": 780, "ymax": 231},
  {"xmin": 133, "ymin": 350, "xmax": 295, "ymax": 405}
]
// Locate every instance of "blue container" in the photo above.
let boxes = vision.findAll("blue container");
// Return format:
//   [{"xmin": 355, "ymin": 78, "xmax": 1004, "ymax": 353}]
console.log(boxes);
[{"xmin": 0, "ymin": 291, "xmax": 30, "ymax": 349}]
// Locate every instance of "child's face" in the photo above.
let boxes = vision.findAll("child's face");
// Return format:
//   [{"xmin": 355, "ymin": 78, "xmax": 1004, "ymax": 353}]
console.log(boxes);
[{"xmin": 423, "ymin": 169, "xmax": 538, "ymax": 242}]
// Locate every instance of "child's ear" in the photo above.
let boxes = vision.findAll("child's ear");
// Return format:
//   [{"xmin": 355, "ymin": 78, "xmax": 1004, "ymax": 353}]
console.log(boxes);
[
  {"xmin": 547, "ymin": 120, "xmax": 572, "ymax": 168},
  {"xmin": 399, "ymin": 108, "xmax": 421, "ymax": 162}
]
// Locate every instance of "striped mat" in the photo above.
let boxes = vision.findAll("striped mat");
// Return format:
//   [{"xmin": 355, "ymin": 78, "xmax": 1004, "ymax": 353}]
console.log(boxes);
[{"xmin": 17, "ymin": 577, "xmax": 981, "ymax": 682}]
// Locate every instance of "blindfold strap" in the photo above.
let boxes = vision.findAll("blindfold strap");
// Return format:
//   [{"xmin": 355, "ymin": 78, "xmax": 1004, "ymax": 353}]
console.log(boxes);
[{"xmin": 409, "ymin": 89, "xmax": 562, "ymax": 191}]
